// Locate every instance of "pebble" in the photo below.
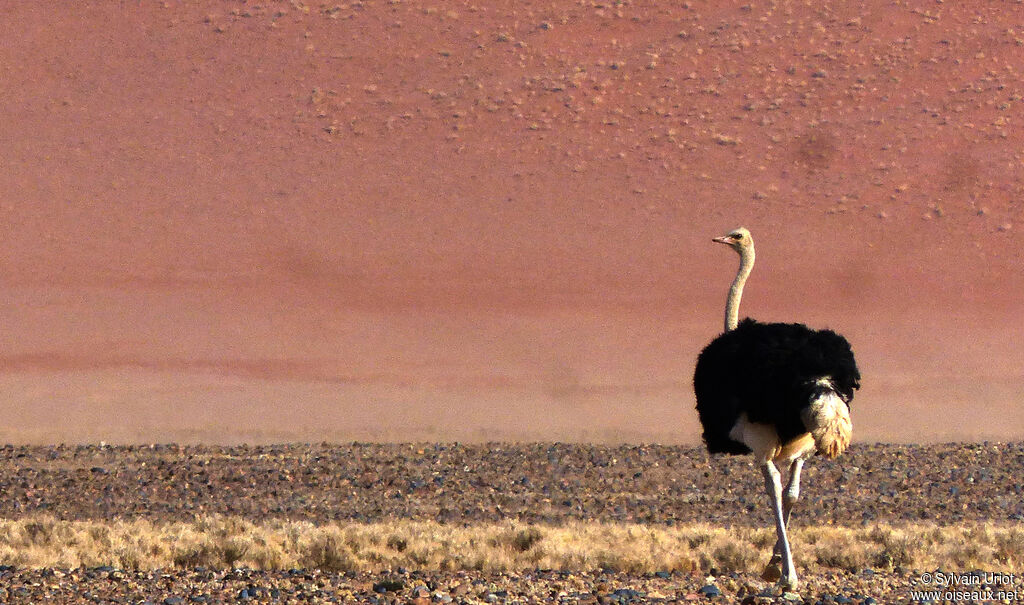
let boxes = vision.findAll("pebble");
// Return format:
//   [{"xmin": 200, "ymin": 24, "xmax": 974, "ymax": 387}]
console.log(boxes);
[{"xmin": 373, "ymin": 579, "xmax": 405, "ymax": 593}]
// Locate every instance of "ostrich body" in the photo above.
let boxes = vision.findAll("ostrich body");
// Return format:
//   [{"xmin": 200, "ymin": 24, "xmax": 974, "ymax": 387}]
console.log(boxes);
[{"xmin": 693, "ymin": 227, "xmax": 860, "ymax": 590}]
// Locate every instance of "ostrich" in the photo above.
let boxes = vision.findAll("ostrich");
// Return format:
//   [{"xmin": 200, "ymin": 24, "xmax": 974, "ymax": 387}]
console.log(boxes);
[{"xmin": 693, "ymin": 227, "xmax": 860, "ymax": 590}]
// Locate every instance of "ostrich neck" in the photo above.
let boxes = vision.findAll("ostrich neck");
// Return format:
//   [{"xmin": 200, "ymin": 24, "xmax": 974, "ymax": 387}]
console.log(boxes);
[{"xmin": 725, "ymin": 246, "xmax": 755, "ymax": 332}]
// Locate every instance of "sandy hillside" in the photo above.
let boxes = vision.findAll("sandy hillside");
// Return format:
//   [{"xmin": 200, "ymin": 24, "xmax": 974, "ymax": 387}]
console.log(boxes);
[{"xmin": 0, "ymin": 1, "xmax": 1021, "ymax": 444}]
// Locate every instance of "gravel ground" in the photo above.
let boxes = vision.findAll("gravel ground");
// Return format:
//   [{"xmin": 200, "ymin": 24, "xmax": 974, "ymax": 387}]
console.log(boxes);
[
  {"xmin": 0, "ymin": 442, "xmax": 1020, "ymax": 603},
  {"xmin": 0, "ymin": 565, "xmax": 929, "ymax": 604},
  {"xmin": 0, "ymin": 442, "xmax": 1020, "ymax": 525}
]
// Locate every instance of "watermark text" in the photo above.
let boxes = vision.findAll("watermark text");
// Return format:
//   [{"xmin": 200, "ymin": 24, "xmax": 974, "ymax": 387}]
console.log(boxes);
[{"xmin": 911, "ymin": 571, "xmax": 1021, "ymax": 602}]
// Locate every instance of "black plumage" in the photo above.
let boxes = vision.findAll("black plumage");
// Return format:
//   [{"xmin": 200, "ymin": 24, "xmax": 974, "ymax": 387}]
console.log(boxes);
[{"xmin": 694, "ymin": 318, "xmax": 860, "ymax": 454}]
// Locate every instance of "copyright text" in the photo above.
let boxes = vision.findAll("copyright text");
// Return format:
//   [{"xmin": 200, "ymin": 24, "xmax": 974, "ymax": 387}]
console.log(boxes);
[{"xmin": 911, "ymin": 571, "xmax": 1020, "ymax": 603}]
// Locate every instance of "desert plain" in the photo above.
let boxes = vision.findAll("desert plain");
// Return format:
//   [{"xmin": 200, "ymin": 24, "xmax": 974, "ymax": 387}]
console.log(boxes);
[{"xmin": 0, "ymin": 0, "xmax": 1022, "ymax": 603}]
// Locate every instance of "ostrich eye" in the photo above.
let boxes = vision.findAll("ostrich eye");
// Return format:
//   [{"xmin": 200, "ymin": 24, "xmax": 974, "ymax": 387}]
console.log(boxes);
[{"xmin": 733, "ymin": 233, "xmax": 743, "ymax": 240}]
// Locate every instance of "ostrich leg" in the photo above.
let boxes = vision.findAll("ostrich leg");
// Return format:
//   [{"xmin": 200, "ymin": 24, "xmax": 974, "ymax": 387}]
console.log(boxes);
[
  {"xmin": 763, "ymin": 458, "xmax": 805, "ymax": 581},
  {"xmin": 762, "ymin": 461, "xmax": 798, "ymax": 590}
]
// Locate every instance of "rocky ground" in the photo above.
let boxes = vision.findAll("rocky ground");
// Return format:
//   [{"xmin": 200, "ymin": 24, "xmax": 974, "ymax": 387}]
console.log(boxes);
[
  {"xmin": 0, "ymin": 442, "xmax": 1020, "ymax": 525},
  {"xmin": 0, "ymin": 565, "xmax": 919, "ymax": 604},
  {"xmin": 0, "ymin": 442, "xmax": 1020, "ymax": 603}
]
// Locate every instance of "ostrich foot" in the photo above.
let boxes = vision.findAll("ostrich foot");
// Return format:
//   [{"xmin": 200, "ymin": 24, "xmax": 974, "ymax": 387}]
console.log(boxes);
[
  {"xmin": 780, "ymin": 574, "xmax": 799, "ymax": 591},
  {"xmin": 761, "ymin": 554, "xmax": 782, "ymax": 582}
]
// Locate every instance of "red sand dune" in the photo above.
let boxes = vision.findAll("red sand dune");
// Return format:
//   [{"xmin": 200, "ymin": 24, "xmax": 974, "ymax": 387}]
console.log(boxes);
[{"xmin": 0, "ymin": 2, "xmax": 1021, "ymax": 444}]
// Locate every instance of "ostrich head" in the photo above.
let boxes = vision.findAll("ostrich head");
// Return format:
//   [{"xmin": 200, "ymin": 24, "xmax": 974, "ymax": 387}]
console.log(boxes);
[{"xmin": 712, "ymin": 227, "xmax": 753, "ymax": 254}]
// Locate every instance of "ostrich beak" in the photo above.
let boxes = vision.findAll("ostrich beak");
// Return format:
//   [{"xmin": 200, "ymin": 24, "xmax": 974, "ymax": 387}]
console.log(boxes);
[{"xmin": 712, "ymin": 235, "xmax": 732, "ymax": 244}]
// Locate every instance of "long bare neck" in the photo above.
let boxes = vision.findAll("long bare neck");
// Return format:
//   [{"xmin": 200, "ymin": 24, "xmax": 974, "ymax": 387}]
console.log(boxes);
[{"xmin": 724, "ymin": 245, "xmax": 755, "ymax": 332}]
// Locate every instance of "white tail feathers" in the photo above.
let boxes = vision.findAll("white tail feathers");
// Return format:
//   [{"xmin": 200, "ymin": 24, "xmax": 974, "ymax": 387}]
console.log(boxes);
[{"xmin": 801, "ymin": 378, "xmax": 852, "ymax": 459}]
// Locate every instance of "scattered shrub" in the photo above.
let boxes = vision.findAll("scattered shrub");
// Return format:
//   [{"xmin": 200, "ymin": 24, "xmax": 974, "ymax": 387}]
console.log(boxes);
[{"xmin": 0, "ymin": 517, "xmax": 1015, "ymax": 574}]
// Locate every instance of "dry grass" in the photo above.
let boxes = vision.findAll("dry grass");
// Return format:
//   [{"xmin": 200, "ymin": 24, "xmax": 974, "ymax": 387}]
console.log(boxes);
[{"xmin": 0, "ymin": 517, "xmax": 1019, "ymax": 573}]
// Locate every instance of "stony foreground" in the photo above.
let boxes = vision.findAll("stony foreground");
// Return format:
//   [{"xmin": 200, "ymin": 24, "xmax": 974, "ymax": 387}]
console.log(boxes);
[
  {"xmin": 0, "ymin": 566, "xmax": 938, "ymax": 605},
  {"xmin": 0, "ymin": 442, "xmax": 1020, "ymax": 603},
  {"xmin": 0, "ymin": 442, "xmax": 1020, "ymax": 525}
]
